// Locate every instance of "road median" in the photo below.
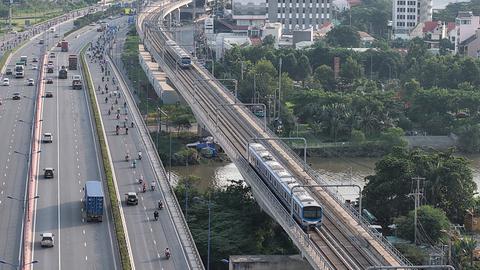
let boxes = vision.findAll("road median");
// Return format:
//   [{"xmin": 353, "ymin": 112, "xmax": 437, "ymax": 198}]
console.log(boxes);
[{"xmin": 80, "ymin": 44, "xmax": 133, "ymax": 270}]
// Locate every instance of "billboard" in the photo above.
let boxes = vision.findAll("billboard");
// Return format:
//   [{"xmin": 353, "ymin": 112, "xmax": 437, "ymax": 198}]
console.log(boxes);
[{"xmin": 232, "ymin": 0, "xmax": 267, "ymax": 20}]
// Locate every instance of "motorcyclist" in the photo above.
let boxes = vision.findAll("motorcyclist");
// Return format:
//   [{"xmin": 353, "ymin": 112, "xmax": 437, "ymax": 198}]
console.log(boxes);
[
  {"xmin": 105, "ymin": 96, "xmax": 108, "ymax": 103},
  {"xmin": 125, "ymin": 127, "xmax": 129, "ymax": 134},
  {"xmin": 154, "ymin": 210, "xmax": 159, "ymax": 221},
  {"xmin": 138, "ymin": 151, "xmax": 142, "ymax": 160},
  {"xmin": 102, "ymin": 76, "xmax": 104, "ymax": 82},
  {"xmin": 132, "ymin": 159, "xmax": 136, "ymax": 168},
  {"xmin": 151, "ymin": 181, "xmax": 156, "ymax": 191},
  {"xmin": 131, "ymin": 121, "xmax": 134, "ymax": 128},
  {"xmin": 142, "ymin": 182, "xmax": 146, "ymax": 193},
  {"xmin": 158, "ymin": 200, "xmax": 163, "ymax": 209},
  {"xmin": 164, "ymin": 248, "xmax": 170, "ymax": 258},
  {"xmin": 125, "ymin": 152, "xmax": 130, "ymax": 161}
]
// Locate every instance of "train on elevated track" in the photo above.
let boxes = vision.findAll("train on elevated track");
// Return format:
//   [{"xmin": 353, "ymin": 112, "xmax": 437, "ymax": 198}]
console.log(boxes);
[
  {"xmin": 248, "ymin": 143, "xmax": 323, "ymax": 229},
  {"xmin": 164, "ymin": 39, "xmax": 192, "ymax": 68}
]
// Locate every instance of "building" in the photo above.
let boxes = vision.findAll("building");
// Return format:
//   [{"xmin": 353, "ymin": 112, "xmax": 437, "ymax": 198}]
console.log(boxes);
[
  {"xmin": 266, "ymin": 0, "xmax": 333, "ymax": 33},
  {"xmin": 454, "ymin": 11, "xmax": 480, "ymax": 54},
  {"xmin": 459, "ymin": 29, "xmax": 480, "ymax": 58},
  {"xmin": 392, "ymin": 0, "xmax": 432, "ymax": 39},
  {"xmin": 232, "ymin": 0, "xmax": 267, "ymax": 28}
]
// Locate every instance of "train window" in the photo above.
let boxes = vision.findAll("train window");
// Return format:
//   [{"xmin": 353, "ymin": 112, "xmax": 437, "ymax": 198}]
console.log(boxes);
[{"xmin": 303, "ymin": 207, "xmax": 322, "ymax": 219}]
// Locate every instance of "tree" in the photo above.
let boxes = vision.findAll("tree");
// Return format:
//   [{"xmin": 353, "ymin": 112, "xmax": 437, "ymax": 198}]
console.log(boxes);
[
  {"xmin": 325, "ymin": 25, "xmax": 361, "ymax": 47},
  {"xmin": 364, "ymin": 148, "xmax": 476, "ymax": 225},
  {"xmin": 313, "ymin": 65, "xmax": 336, "ymax": 91},
  {"xmin": 350, "ymin": 129, "xmax": 366, "ymax": 144},
  {"xmin": 458, "ymin": 124, "xmax": 480, "ymax": 153},
  {"xmin": 295, "ymin": 54, "xmax": 312, "ymax": 82},
  {"xmin": 394, "ymin": 205, "xmax": 450, "ymax": 244},
  {"xmin": 262, "ymin": 35, "xmax": 276, "ymax": 47},
  {"xmin": 341, "ymin": 56, "xmax": 363, "ymax": 82}
]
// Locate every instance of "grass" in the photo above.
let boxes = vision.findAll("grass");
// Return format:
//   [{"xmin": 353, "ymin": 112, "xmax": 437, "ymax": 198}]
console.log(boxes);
[{"xmin": 81, "ymin": 45, "xmax": 132, "ymax": 270}]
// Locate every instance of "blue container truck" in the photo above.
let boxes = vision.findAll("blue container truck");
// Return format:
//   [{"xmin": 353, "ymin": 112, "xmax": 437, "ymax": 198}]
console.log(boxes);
[{"xmin": 84, "ymin": 181, "xmax": 104, "ymax": 222}]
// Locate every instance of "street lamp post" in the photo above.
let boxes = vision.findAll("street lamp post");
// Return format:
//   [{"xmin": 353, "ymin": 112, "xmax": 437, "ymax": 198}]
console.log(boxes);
[{"xmin": 0, "ymin": 259, "xmax": 38, "ymax": 269}]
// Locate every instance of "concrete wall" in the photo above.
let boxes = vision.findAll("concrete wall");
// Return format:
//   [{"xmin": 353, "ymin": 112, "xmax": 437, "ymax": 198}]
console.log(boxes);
[
  {"xmin": 138, "ymin": 44, "xmax": 179, "ymax": 104},
  {"xmin": 229, "ymin": 255, "xmax": 313, "ymax": 270}
]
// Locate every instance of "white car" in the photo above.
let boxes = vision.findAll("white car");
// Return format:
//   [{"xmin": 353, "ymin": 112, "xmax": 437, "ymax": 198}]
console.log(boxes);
[
  {"xmin": 32, "ymin": 65, "xmax": 38, "ymax": 70},
  {"xmin": 43, "ymin": 132, "xmax": 53, "ymax": 143},
  {"xmin": 3, "ymin": 78, "xmax": 9, "ymax": 86},
  {"xmin": 40, "ymin": 233, "xmax": 54, "ymax": 247},
  {"xmin": 27, "ymin": 78, "xmax": 35, "ymax": 86}
]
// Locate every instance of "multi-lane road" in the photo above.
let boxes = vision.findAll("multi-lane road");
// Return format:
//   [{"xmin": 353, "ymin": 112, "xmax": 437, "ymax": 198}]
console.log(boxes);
[
  {"xmin": 0, "ymin": 16, "xmax": 122, "ymax": 269},
  {"xmin": 86, "ymin": 17, "xmax": 193, "ymax": 270},
  {"xmin": 32, "ymin": 23, "xmax": 119, "ymax": 270}
]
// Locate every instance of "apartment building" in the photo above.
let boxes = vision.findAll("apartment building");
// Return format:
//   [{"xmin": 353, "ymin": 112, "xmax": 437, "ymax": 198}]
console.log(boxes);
[{"xmin": 392, "ymin": 0, "xmax": 432, "ymax": 39}]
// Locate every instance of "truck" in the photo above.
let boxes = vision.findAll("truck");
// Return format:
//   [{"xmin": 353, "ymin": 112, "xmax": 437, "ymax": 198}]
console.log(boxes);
[
  {"xmin": 15, "ymin": 64, "xmax": 25, "ymax": 78},
  {"xmin": 84, "ymin": 181, "xmax": 104, "ymax": 222},
  {"xmin": 68, "ymin": 55, "xmax": 78, "ymax": 70},
  {"xmin": 58, "ymin": 66, "xmax": 68, "ymax": 79},
  {"xmin": 72, "ymin": 75, "xmax": 82, "ymax": 89},
  {"xmin": 20, "ymin": 56, "xmax": 27, "ymax": 65},
  {"xmin": 61, "ymin": 40, "xmax": 69, "ymax": 52}
]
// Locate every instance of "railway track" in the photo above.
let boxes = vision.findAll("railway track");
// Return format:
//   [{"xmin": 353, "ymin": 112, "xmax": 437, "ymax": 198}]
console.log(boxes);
[{"xmin": 141, "ymin": 7, "xmax": 409, "ymax": 269}]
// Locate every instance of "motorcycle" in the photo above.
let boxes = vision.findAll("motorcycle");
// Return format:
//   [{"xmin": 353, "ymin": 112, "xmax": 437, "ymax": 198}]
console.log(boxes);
[
  {"xmin": 158, "ymin": 201, "xmax": 163, "ymax": 210},
  {"xmin": 154, "ymin": 211, "xmax": 159, "ymax": 221},
  {"xmin": 142, "ymin": 183, "xmax": 146, "ymax": 193},
  {"xmin": 164, "ymin": 249, "xmax": 171, "ymax": 259},
  {"xmin": 151, "ymin": 182, "xmax": 156, "ymax": 191},
  {"xmin": 125, "ymin": 154, "xmax": 130, "ymax": 162}
]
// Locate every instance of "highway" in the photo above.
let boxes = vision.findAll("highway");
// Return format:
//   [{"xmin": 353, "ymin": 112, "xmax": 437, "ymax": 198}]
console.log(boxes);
[
  {"xmin": 84, "ymin": 16, "xmax": 194, "ymax": 270},
  {"xmin": 32, "ymin": 23, "xmax": 119, "ymax": 270},
  {"xmin": 33, "ymin": 22, "xmax": 120, "ymax": 269},
  {"xmin": 140, "ymin": 3, "xmax": 410, "ymax": 269},
  {"xmin": 0, "ymin": 18, "xmax": 81, "ymax": 269}
]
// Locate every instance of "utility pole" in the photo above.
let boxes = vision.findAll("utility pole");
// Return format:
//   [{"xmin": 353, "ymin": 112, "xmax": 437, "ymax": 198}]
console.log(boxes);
[
  {"xmin": 8, "ymin": 0, "xmax": 12, "ymax": 32},
  {"xmin": 409, "ymin": 176, "xmax": 425, "ymax": 245},
  {"xmin": 278, "ymin": 58, "xmax": 282, "ymax": 119}
]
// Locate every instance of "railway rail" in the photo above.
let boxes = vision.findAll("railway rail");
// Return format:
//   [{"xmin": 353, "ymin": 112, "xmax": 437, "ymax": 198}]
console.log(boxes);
[{"xmin": 139, "ymin": 4, "xmax": 411, "ymax": 269}]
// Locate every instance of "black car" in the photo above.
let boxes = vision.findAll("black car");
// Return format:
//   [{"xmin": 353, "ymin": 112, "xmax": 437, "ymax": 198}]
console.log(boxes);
[
  {"xmin": 46, "ymin": 78, "xmax": 53, "ymax": 84},
  {"xmin": 44, "ymin": 168, "xmax": 54, "ymax": 178},
  {"xmin": 45, "ymin": 91, "xmax": 53, "ymax": 98},
  {"xmin": 12, "ymin": 93, "xmax": 21, "ymax": 100},
  {"xmin": 5, "ymin": 68, "xmax": 12, "ymax": 75},
  {"xmin": 125, "ymin": 192, "xmax": 138, "ymax": 205}
]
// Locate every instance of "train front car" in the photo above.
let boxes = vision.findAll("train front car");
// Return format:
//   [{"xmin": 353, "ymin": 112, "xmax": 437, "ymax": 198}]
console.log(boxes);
[{"xmin": 248, "ymin": 143, "xmax": 323, "ymax": 230}]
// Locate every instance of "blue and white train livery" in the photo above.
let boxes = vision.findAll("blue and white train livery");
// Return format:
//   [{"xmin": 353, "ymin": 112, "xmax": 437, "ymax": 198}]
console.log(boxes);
[
  {"xmin": 164, "ymin": 39, "xmax": 192, "ymax": 69},
  {"xmin": 248, "ymin": 143, "xmax": 323, "ymax": 229}
]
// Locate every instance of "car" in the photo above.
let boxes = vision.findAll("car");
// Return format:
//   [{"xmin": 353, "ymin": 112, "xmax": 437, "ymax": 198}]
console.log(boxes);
[
  {"xmin": 32, "ymin": 57, "xmax": 38, "ymax": 63},
  {"xmin": 56, "ymin": 42, "xmax": 62, "ymax": 47},
  {"xmin": 31, "ymin": 65, "xmax": 38, "ymax": 70},
  {"xmin": 40, "ymin": 233, "xmax": 54, "ymax": 247},
  {"xmin": 39, "ymin": 39, "xmax": 44, "ymax": 45},
  {"xmin": 125, "ymin": 192, "xmax": 138, "ymax": 205},
  {"xmin": 43, "ymin": 133, "xmax": 53, "ymax": 143},
  {"xmin": 44, "ymin": 168, "xmax": 54, "ymax": 178},
  {"xmin": 48, "ymin": 60, "xmax": 53, "ymax": 65},
  {"xmin": 5, "ymin": 68, "xmax": 12, "ymax": 75},
  {"xmin": 12, "ymin": 92, "xmax": 21, "ymax": 100},
  {"xmin": 45, "ymin": 91, "xmax": 53, "ymax": 98},
  {"xmin": 46, "ymin": 78, "xmax": 53, "ymax": 84},
  {"xmin": 3, "ymin": 78, "xmax": 9, "ymax": 86},
  {"xmin": 27, "ymin": 78, "xmax": 35, "ymax": 86},
  {"xmin": 54, "ymin": 33, "xmax": 59, "ymax": 38},
  {"xmin": 49, "ymin": 52, "xmax": 55, "ymax": 58},
  {"xmin": 89, "ymin": 22, "xmax": 96, "ymax": 26}
]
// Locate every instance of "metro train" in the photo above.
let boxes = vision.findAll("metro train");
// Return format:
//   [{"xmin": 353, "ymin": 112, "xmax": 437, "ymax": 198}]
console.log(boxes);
[
  {"xmin": 164, "ymin": 39, "xmax": 192, "ymax": 69},
  {"xmin": 248, "ymin": 143, "xmax": 323, "ymax": 229}
]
